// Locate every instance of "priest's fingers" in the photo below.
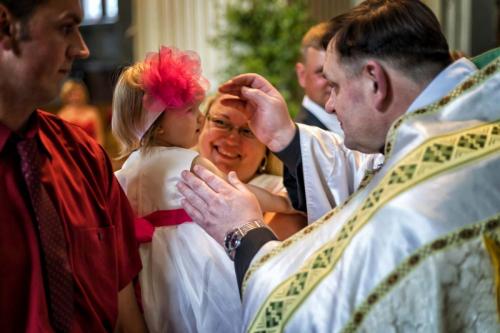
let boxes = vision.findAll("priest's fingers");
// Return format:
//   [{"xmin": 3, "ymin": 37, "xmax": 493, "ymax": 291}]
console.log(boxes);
[
  {"xmin": 176, "ymin": 174, "xmax": 210, "ymax": 211},
  {"xmin": 227, "ymin": 171, "xmax": 247, "ymax": 192},
  {"xmin": 180, "ymin": 195, "xmax": 225, "ymax": 244},
  {"xmin": 180, "ymin": 198, "xmax": 204, "ymax": 223},
  {"xmin": 219, "ymin": 73, "xmax": 277, "ymax": 96},
  {"xmin": 218, "ymin": 74, "xmax": 255, "ymax": 96},
  {"xmin": 191, "ymin": 165, "xmax": 235, "ymax": 194}
]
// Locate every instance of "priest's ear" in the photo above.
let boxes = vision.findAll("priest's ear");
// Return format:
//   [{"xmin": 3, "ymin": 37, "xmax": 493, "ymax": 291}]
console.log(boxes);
[
  {"xmin": 0, "ymin": 4, "xmax": 15, "ymax": 50},
  {"xmin": 362, "ymin": 60, "xmax": 389, "ymax": 112}
]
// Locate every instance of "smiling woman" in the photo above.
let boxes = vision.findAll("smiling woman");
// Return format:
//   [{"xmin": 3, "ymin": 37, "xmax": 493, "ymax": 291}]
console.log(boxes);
[
  {"xmin": 199, "ymin": 94, "xmax": 267, "ymax": 183},
  {"xmin": 198, "ymin": 93, "xmax": 307, "ymax": 239}
]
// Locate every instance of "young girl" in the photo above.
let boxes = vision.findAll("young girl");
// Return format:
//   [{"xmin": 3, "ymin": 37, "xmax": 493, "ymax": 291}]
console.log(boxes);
[{"xmin": 112, "ymin": 46, "xmax": 295, "ymax": 333}]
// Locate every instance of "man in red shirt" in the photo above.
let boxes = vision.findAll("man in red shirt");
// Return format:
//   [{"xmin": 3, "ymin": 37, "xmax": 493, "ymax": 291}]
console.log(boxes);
[{"xmin": 0, "ymin": 0, "xmax": 146, "ymax": 332}]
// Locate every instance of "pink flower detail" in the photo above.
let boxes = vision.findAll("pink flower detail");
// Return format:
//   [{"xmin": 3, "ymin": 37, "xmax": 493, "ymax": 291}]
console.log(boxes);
[{"xmin": 142, "ymin": 46, "xmax": 209, "ymax": 113}]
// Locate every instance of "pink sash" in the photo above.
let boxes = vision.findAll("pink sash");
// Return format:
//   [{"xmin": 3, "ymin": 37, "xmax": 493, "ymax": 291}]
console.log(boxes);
[{"xmin": 135, "ymin": 209, "xmax": 192, "ymax": 243}]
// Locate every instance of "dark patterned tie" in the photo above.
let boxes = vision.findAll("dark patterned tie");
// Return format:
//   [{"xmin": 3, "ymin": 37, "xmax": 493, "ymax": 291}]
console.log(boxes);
[{"xmin": 17, "ymin": 137, "xmax": 74, "ymax": 332}]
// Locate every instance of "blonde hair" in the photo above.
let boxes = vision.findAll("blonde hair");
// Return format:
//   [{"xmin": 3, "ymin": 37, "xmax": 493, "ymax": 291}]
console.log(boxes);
[
  {"xmin": 299, "ymin": 22, "xmax": 330, "ymax": 62},
  {"xmin": 111, "ymin": 63, "xmax": 161, "ymax": 158},
  {"xmin": 202, "ymin": 92, "xmax": 222, "ymax": 116},
  {"xmin": 60, "ymin": 79, "xmax": 89, "ymax": 105}
]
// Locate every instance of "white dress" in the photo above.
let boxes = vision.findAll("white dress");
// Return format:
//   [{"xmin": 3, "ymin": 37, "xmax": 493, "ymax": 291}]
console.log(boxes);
[{"xmin": 115, "ymin": 147, "xmax": 242, "ymax": 333}]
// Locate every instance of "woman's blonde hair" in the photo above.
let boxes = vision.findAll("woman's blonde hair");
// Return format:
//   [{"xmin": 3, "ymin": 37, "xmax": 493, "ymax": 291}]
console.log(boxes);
[
  {"xmin": 202, "ymin": 92, "xmax": 221, "ymax": 116},
  {"xmin": 111, "ymin": 63, "xmax": 161, "ymax": 158}
]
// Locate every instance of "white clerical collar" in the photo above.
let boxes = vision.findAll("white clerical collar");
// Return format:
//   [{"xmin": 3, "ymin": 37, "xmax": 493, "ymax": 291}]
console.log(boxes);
[
  {"xmin": 407, "ymin": 57, "xmax": 477, "ymax": 113},
  {"xmin": 302, "ymin": 96, "xmax": 344, "ymax": 137}
]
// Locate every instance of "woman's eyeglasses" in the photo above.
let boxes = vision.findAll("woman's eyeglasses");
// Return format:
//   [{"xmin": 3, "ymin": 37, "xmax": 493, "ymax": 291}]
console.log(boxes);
[{"xmin": 206, "ymin": 115, "xmax": 256, "ymax": 139}]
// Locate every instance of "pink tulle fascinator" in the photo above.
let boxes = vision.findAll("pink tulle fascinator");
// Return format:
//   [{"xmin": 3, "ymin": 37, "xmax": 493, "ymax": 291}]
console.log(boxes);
[{"xmin": 139, "ymin": 46, "xmax": 209, "ymax": 138}]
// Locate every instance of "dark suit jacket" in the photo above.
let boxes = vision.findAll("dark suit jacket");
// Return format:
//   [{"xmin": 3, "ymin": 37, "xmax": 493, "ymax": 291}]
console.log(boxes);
[{"xmin": 294, "ymin": 105, "xmax": 328, "ymax": 130}]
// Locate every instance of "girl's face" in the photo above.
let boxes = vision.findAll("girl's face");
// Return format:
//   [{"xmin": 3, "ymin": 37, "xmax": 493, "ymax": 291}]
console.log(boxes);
[
  {"xmin": 155, "ymin": 103, "xmax": 203, "ymax": 148},
  {"xmin": 198, "ymin": 95, "xmax": 267, "ymax": 183}
]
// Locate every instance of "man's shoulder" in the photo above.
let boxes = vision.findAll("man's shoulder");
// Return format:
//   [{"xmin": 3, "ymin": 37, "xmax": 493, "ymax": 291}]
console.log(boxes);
[
  {"xmin": 294, "ymin": 106, "xmax": 309, "ymax": 122},
  {"xmin": 37, "ymin": 110, "xmax": 101, "ymax": 148},
  {"xmin": 294, "ymin": 106, "xmax": 328, "ymax": 130},
  {"xmin": 37, "ymin": 109, "xmax": 110, "ymax": 169}
]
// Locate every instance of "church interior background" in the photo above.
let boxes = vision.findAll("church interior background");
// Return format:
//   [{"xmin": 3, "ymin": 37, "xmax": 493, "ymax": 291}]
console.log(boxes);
[{"xmin": 45, "ymin": 0, "xmax": 499, "ymax": 169}]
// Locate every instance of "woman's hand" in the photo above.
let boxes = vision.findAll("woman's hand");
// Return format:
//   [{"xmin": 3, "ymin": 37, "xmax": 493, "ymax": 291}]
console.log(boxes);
[{"xmin": 177, "ymin": 165, "xmax": 263, "ymax": 245}]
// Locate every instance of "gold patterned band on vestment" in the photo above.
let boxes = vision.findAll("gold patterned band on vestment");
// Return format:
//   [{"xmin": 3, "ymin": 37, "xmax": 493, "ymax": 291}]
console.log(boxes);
[
  {"xmin": 242, "ymin": 57, "xmax": 500, "ymax": 293},
  {"xmin": 248, "ymin": 119, "xmax": 500, "ymax": 332}
]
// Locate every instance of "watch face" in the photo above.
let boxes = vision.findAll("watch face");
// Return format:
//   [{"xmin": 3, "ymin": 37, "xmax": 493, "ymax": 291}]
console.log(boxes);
[
  {"xmin": 224, "ymin": 230, "xmax": 237, "ymax": 250},
  {"xmin": 224, "ymin": 220, "xmax": 267, "ymax": 260},
  {"xmin": 224, "ymin": 229, "xmax": 242, "ymax": 260},
  {"xmin": 230, "ymin": 234, "xmax": 241, "ymax": 250},
  {"xmin": 224, "ymin": 232, "xmax": 233, "ymax": 251}
]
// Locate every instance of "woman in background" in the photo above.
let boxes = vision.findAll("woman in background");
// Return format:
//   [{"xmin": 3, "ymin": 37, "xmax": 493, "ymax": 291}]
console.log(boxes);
[{"xmin": 58, "ymin": 79, "xmax": 104, "ymax": 144}]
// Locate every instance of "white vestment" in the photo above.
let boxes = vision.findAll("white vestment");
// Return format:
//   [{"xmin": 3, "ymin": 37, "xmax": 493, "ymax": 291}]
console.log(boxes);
[
  {"xmin": 242, "ymin": 56, "xmax": 500, "ymax": 332},
  {"xmin": 298, "ymin": 124, "xmax": 384, "ymax": 222}
]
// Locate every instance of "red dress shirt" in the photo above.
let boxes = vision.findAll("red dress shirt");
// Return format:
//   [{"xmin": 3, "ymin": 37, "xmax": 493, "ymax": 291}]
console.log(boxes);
[{"xmin": 0, "ymin": 110, "xmax": 142, "ymax": 332}]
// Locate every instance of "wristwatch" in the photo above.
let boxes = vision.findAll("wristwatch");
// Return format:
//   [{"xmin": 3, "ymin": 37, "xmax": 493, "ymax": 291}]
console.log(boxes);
[{"xmin": 224, "ymin": 219, "xmax": 268, "ymax": 260}]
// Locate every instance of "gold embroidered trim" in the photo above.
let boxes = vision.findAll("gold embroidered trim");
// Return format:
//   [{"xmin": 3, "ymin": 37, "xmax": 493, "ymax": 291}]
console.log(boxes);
[
  {"xmin": 341, "ymin": 213, "xmax": 500, "ymax": 333},
  {"xmin": 247, "ymin": 121, "xmax": 500, "ymax": 333},
  {"xmin": 242, "ymin": 196, "xmax": 341, "ymax": 291},
  {"xmin": 242, "ymin": 58, "xmax": 500, "ymax": 292},
  {"xmin": 242, "ymin": 161, "xmax": 381, "ymax": 292},
  {"xmin": 384, "ymin": 58, "xmax": 499, "ymax": 158}
]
